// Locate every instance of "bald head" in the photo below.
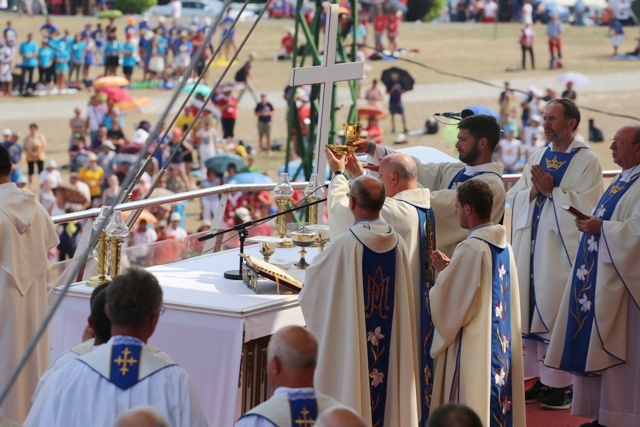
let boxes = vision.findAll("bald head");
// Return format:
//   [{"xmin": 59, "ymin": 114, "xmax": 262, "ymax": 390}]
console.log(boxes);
[
  {"xmin": 349, "ymin": 175, "xmax": 385, "ymax": 218},
  {"xmin": 379, "ymin": 153, "xmax": 418, "ymax": 197},
  {"xmin": 267, "ymin": 326, "xmax": 318, "ymax": 389},
  {"xmin": 113, "ymin": 406, "xmax": 169, "ymax": 427},
  {"xmin": 268, "ymin": 325, "xmax": 318, "ymax": 369},
  {"xmin": 315, "ymin": 407, "xmax": 367, "ymax": 427}
]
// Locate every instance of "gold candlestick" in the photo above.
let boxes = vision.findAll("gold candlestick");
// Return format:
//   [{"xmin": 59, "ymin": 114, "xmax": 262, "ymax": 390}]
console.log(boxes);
[
  {"xmin": 275, "ymin": 197, "xmax": 294, "ymax": 248},
  {"xmin": 109, "ymin": 236, "xmax": 125, "ymax": 278},
  {"xmin": 87, "ymin": 231, "xmax": 111, "ymax": 287}
]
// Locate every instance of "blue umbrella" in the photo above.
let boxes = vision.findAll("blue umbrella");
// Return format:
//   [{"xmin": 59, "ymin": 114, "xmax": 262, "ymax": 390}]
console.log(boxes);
[
  {"xmin": 231, "ymin": 172, "xmax": 273, "ymax": 184},
  {"xmin": 182, "ymin": 82, "xmax": 213, "ymax": 97},
  {"xmin": 465, "ymin": 105, "xmax": 500, "ymax": 118},
  {"xmin": 205, "ymin": 153, "xmax": 246, "ymax": 173}
]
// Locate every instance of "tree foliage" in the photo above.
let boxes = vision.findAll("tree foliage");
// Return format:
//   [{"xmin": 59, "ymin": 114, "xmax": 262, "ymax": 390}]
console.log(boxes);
[{"xmin": 113, "ymin": 0, "xmax": 157, "ymax": 14}]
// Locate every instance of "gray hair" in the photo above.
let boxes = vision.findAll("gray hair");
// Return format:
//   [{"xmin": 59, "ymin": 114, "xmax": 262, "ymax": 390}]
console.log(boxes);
[{"xmin": 267, "ymin": 326, "xmax": 318, "ymax": 370}]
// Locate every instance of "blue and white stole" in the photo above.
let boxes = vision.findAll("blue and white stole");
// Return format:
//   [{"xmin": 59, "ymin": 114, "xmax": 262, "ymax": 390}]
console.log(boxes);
[
  {"xmin": 288, "ymin": 389, "xmax": 318, "ymax": 426},
  {"xmin": 471, "ymin": 237, "xmax": 514, "ymax": 427},
  {"xmin": 528, "ymin": 146, "xmax": 584, "ymax": 339},
  {"xmin": 447, "ymin": 168, "xmax": 501, "ymax": 190},
  {"xmin": 559, "ymin": 173, "xmax": 639, "ymax": 375},
  {"xmin": 80, "ymin": 336, "xmax": 175, "ymax": 390},
  {"xmin": 400, "ymin": 201, "xmax": 437, "ymax": 426},
  {"xmin": 351, "ymin": 228, "xmax": 397, "ymax": 427}
]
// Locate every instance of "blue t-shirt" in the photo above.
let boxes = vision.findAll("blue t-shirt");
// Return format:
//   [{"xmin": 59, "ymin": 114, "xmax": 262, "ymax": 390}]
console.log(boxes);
[
  {"xmin": 386, "ymin": 81, "xmax": 404, "ymax": 104},
  {"xmin": 156, "ymin": 35, "xmax": 168, "ymax": 55},
  {"xmin": 124, "ymin": 25, "xmax": 138, "ymax": 37},
  {"xmin": 55, "ymin": 45, "xmax": 70, "ymax": 64},
  {"xmin": 221, "ymin": 17, "xmax": 235, "ymax": 38},
  {"xmin": 609, "ymin": 20, "xmax": 624, "ymax": 35},
  {"xmin": 176, "ymin": 40, "xmax": 192, "ymax": 56},
  {"xmin": 40, "ymin": 23, "xmax": 59, "ymax": 39},
  {"xmin": 0, "ymin": 141, "xmax": 23, "ymax": 165},
  {"xmin": 3, "ymin": 28, "xmax": 17, "ymax": 43},
  {"xmin": 38, "ymin": 46, "xmax": 54, "ymax": 68},
  {"xmin": 122, "ymin": 42, "xmax": 137, "ymax": 67},
  {"xmin": 71, "ymin": 41, "xmax": 86, "ymax": 62},
  {"xmin": 92, "ymin": 29, "xmax": 104, "ymax": 47},
  {"xmin": 19, "ymin": 41, "xmax": 39, "ymax": 67},
  {"xmin": 255, "ymin": 102, "xmax": 274, "ymax": 123},
  {"xmin": 104, "ymin": 39, "xmax": 121, "ymax": 57}
]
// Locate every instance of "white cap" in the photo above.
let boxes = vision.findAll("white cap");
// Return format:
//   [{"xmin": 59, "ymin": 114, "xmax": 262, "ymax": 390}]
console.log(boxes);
[
  {"xmin": 530, "ymin": 114, "xmax": 542, "ymax": 123},
  {"xmin": 170, "ymin": 212, "xmax": 182, "ymax": 222},
  {"xmin": 87, "ymin": 152, "xmax": 98, "ymax": 161},
  {"xmin": 132, "ymin": 128, "xmax": 150, "ymax": 145},
  {"xmin": 2, "ymin": 128, "xmax": 11, "ymax": 137},
  {"xmin": 46, "ymin": 159, "xmax": 58, "ymax": 168},
  {"xmin": 235, "ymin": 207, "xmax": 251, "ymax": 222}
]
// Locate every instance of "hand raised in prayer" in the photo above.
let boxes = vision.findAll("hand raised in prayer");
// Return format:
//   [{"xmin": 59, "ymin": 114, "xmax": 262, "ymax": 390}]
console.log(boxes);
[
  {"xmin": 325, "ymin": 147, "xmax": 347, "ymax": 173},
  {"xmin": 345, "ymin": 154, "xmax": 364, "ymax": 178},
  {"xmin": 430, "ymin": 250, "xmax": 451, "ymax": 273},
  {"xmin": 347, "ymin": 138, "xmax": 371, "ymax": 154},
  {"xmin": 530, "ymin": 165, "xmax": 554, "ymax": 197},
  {"xmin": 576, "ymin": 216, "xmax": 602, "ymax": 235}
]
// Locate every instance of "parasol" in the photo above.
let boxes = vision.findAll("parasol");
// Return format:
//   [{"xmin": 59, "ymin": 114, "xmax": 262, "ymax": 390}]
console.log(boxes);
[
  {"xmin": 98, "ymin": 9, "xmax": 123, "ymax": 19},
  {"xmin": 557, "ymin": 71, "xmax": 591, "ymax": 87},
  {"xmin": 205, "ymin": 153, "xmax": 246, "ymax": 173},
  {"xmin": 231, "ymin": 172, "xmax": 273, "ymax": 184},
  {"xmin": 99, "ymin": 86, "xmax": 133, "ymax": 103},
  {"xmin": 121, "ymin": 209, "xmax": 158, "ymax": 224},
  {"xmin": 93, "ymin": 76, "xmax": 129, "ymax": 89},
  {"xmin": 53, "ymin": 185, "xmax": 89, "ymax": 206},
  {"xmin": 116, "ymin": 97, "xmax": 152, "ymax": 114},
  {"xmin": 182, "ymin": 82, "xmax": 213, "ymax": 97},
  {"xmin": 381, "ymin": 67, "xmax": 415, "ymax": 91},
  {"xmin": 357, "ymin": 105, "xmax": 388, "ymax": 120}
]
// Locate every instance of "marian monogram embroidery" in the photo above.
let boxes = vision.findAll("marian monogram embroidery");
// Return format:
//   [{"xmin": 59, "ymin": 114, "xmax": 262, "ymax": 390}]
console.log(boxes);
[{"xmin": 365, "ymin": 267, "xmax": 392, "ymax": 319}]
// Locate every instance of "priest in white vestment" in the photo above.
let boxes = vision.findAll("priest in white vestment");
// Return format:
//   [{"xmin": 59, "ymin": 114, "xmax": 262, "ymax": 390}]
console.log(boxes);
[
  {"xmin": 326, "ymin": 150, "xmax": 436, "ymax": 423},
  {"xmin": 351, "ymin": 114, "xmax": 505, "ymax": 257},
  {"xmin": 299, "ymin": 175, "xmax": 419, "ymax": 427},
  {"xmin": 508, "ymin": 99, "xmax": 603, "ymax": 407},
  {"xmin": 25, "ymin": 268, "xmax": 208, "ymax": 427},
  {"xmin": 236, "ymin": 326, "xmax": 343, "ymax": 427},
  {"xmin": 546, "ymin": 125, "xmax": 640, "ymax": 427},
  {"xmin": 430, "ymin": 180, "xmax": 525, "ymax": 427},
  {"xmin": 0, "ymin": 145, "xmax": 59, "ymax": 424}
]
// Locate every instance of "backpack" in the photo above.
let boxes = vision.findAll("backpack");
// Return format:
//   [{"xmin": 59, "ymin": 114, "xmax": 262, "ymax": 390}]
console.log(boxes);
[{"xmin": 234, "ymin": 64, "xmax": 247, "ymax": 82}]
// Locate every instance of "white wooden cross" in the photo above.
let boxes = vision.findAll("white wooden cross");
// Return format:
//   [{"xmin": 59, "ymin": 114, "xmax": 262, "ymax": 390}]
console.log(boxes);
[{"xmin": 289, "ymin": 4, "xmax": 365, "ymax": 189}]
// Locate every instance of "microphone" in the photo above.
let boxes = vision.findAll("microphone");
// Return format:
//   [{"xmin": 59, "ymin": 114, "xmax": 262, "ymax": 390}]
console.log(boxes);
[{"xmin": 434, "ymin": 109, "xmax": 474, "ymax": 119}]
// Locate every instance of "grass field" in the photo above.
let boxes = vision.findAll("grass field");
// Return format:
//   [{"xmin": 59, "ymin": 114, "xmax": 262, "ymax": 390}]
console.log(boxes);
[{"xmin": 1, "ymin": 13, "xmax": 638, "ymax": 227}]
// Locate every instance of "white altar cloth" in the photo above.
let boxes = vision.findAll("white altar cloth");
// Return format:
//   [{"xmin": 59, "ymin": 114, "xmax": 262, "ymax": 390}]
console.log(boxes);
[{"xmin": 51, "ymin": 244, "xmax": 312, "ymax": 427}]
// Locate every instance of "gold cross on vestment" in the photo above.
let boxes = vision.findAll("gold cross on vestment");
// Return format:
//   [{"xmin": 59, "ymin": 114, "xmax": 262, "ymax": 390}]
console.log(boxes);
[
  {"xmin": 294, "ymin": 407, "xmax": 314, "ymax": 426},
  {"xmin": 113, "ymin": 347, "xmax": 138, "ymax": 376}
]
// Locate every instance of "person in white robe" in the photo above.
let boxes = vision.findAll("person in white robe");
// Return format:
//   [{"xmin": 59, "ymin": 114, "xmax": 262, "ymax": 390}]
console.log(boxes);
[
  {"xmin": 508, "ymin": 99, "xmax": 603, "ymax": 408},
  {"xmin": 299, "ymin": 175, "xmax": 419, "ymax": 427},
  {"xmin": 326, "ymin": 150, "xmax": 436, "ymax": 422},
  {"xmin": 236, "ymin": 326, "xmax": 343, "ymax": 427},
  {"xmin": 0, "ymin": 145, "xmax": 58, "ymax": 424},
  {"xmin": 350, "ymin": 114, "xmax": 505, "ymax": 257},
  {"xmin": 546, "ymin": 125, "xmax": 640, "ymax": 427},
  {"xmin": 429, "ymin": 179, "xmax": 525, "ymax": 427},
  {"xmin": 25, "ymin": 268, "xmax": 208, "ymax": 427}
]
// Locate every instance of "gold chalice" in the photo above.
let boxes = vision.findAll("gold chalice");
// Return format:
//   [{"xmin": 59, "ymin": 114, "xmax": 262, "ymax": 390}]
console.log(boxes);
[
  {"xmin": 291, "ymin": 227, "xmax": 316, "ymax": 269},
  {"xmin": 259, "ymin": 242, "xmax": 275, "ymax": 263},
  {"xmin": 343, "ymin": 122, "xmax": 362, "ymax": 143}
]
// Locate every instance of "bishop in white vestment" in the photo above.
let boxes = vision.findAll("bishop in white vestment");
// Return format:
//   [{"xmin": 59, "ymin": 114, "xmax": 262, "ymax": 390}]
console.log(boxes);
[
  {"xmin": 0, "ymin": 149, "xmax": 59, "ymax": 424},
  {"xmin": 546, "ymin": 125, "xmax": 640, "ymax": 426},
  {"xmin": 300, "ymin": 175, "xmax": 419, "ymax": 427}
]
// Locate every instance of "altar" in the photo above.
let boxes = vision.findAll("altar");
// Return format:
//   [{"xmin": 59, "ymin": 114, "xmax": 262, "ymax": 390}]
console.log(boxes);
[{"xmin": 51, "ymin": 244, "xmax": 316, "ymax": 427}]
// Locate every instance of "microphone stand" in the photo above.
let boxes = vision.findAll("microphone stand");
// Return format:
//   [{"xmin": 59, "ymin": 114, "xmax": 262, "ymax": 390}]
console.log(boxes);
[{"xmin": 198, "ymin": 197, "xmax": 327, "ymax": 280}]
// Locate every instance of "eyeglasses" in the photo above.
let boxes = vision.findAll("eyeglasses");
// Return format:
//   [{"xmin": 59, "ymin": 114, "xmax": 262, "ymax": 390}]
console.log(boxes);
[{"xmin": 159, "ymin": 306, "xmax": 166, "ymax": 315}]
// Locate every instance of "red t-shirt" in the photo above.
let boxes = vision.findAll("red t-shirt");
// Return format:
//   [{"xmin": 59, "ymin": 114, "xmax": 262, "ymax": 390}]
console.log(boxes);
[
  {"xmin": 281, "ymin": 34, "xmax": 294, "ymax": 55},
  {"xmin": 219, "ymin": 95, "xmax": 237, "ymax": 119},
  {"xmin": 373, "ymin": 15, "xmax": 387, "ymax": 33},
  {"xmin": 387, "ymin": 16, "xmax": 399, "ymax": 34}
]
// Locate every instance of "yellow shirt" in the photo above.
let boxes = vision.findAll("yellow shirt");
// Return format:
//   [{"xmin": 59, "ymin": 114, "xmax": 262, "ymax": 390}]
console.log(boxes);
[{"xmin": 78, "ymin": 166, "xmax": 104, "ymax": 198}]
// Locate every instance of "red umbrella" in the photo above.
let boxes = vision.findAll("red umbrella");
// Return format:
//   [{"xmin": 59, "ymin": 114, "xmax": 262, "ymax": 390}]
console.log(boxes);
[
  {"xmin": 357, "ymin": 105, "xmax": 388, "ymax": 120},
  {"xmin": 99, "ymin": 86, "xmax": 133, "ymax": 103}
]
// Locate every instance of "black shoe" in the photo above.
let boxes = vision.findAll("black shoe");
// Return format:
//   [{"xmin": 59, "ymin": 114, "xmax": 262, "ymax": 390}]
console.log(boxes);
[
  {"xmin": 541, "ymin": 386, "xmax": 573, "ymax": 410},
  {"xmin": 579, "ymin": 421, "xmax": 606, "ymax": 427},
  {"xmin": 525, "ymin": 379, "xmax": 550, "ymax": 403}
]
